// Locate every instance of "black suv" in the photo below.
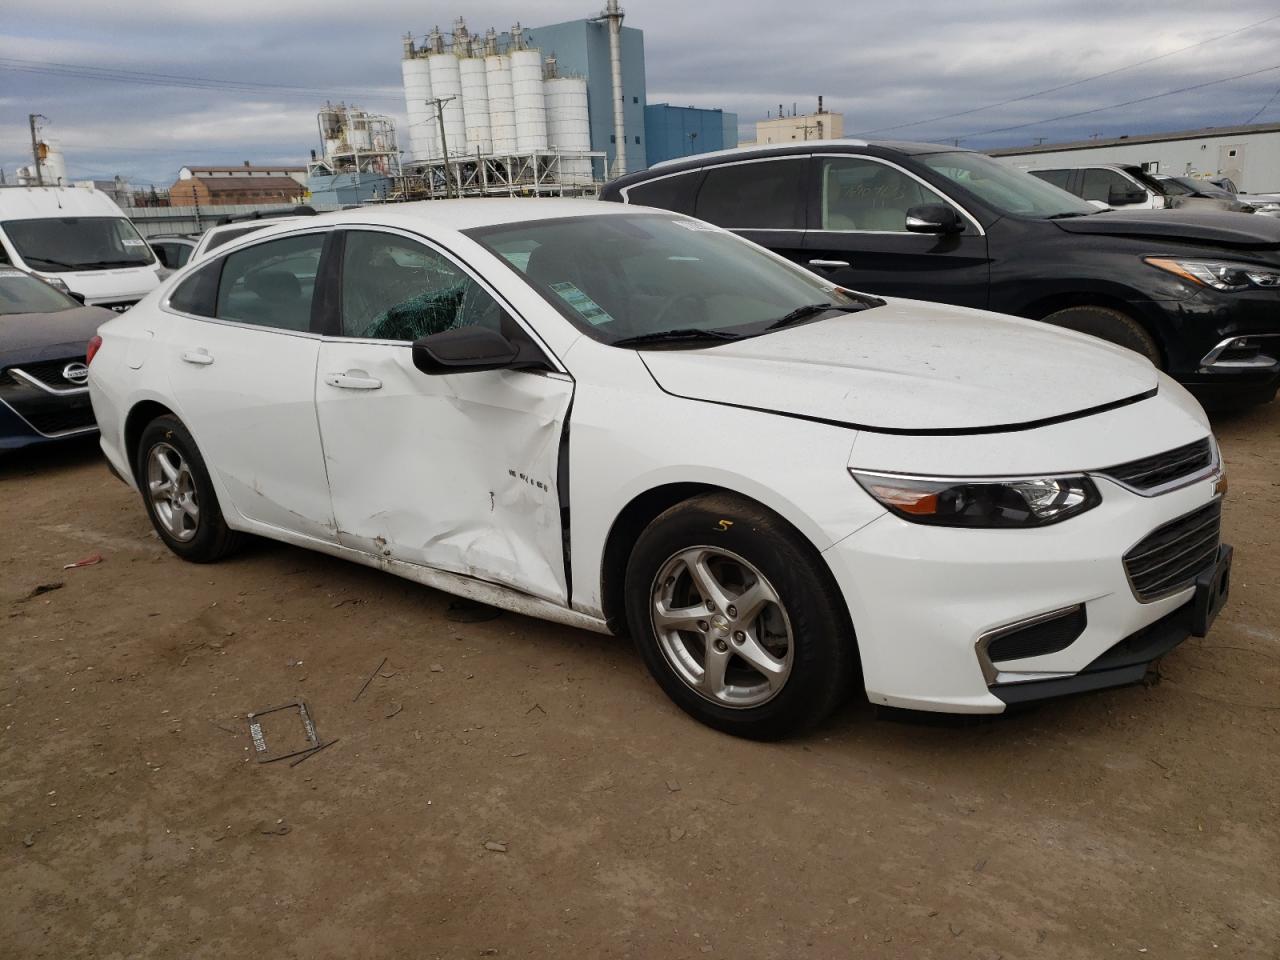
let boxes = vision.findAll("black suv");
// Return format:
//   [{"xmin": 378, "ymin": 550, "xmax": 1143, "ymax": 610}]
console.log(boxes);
[{"xmin": 601, "ymin": 141, "xmax": 1280, "ymax": 408}]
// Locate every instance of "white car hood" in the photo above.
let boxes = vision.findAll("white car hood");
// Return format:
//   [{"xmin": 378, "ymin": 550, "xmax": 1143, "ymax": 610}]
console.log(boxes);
[
  {"xmin": 43, "ymin": 266, "xmax": 162, "ymax": 304},
  {"xmin": 639, "ymin": 299, "xmax": 1160, "ymax": 433}
]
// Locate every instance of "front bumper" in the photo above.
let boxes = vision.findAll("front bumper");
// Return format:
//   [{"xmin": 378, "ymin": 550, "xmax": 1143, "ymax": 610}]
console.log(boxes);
[{"xmin": 823, "ymin": 469, "xmax": 1225, "ymax": 714}]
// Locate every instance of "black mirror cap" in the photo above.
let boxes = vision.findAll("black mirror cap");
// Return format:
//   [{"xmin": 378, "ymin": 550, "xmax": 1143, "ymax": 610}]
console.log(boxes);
[
  {"xmin": 905, "ymin": 204, "xmax": 964, "ymax": 234},
  {"xmin": 69, "ymin": 291, "xmax": 86, "ymax": 304},
  {"xmin": 412, "ymin": 326, "xmax": 524, "ymax": 375}
]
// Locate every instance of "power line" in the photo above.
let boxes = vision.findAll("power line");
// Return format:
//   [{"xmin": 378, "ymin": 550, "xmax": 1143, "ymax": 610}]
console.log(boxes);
[
  {"xmin": 949, "ymin": 63, "xmax": 1280, "ymax": 143},
  {"xmin": 855, "ymin": 11, "xmax": 1280, "ymax": 137},
  {"xmin": 1244, "ymin": 83, "xmax": 1280, "ymax": 124},
  {"xmin": 0, "ymin": 57, "xmax": 402, "ymax": 103}
]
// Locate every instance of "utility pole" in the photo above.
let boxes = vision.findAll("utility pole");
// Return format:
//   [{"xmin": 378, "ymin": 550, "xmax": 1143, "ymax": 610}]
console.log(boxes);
[
  {"xmin": 426, "ymin": 95, "xmax": 457, "ymax": 198},
  {"xmin": 28, "ymin": 114, "xmax": 47, "ymax": 186}
]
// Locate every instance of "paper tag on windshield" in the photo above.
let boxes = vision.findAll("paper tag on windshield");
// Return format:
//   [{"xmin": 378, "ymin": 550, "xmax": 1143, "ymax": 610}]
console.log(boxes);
[
  {"xmin": 549, "ymin": 281, "xmax": 614, "ymax": 326},
  {"xmin": 122, "ymin": 238, "xmax": 146, "ymax": 247}
]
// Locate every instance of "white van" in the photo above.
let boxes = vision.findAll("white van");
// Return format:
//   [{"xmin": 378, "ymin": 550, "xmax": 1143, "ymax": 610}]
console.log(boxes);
[{"xmin": 0, "ymin": 184, "xmax": 161, "ymax": 311}]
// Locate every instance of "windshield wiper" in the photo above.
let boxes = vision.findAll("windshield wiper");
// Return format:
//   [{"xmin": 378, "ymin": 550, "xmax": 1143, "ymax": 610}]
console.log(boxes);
[
  {"xmin": 21, "ymin": 256, "xmax": 77, "ymax": 269},
  {"xmin": 1046, "ymin": 211, "xmax": 1093, "ymax": 219},
  {"xmin": 765, "ymin": 302, "xmax": 867, "ymax": 331},
  {"xmin": 611, "ymin": 328, "xmax": 743, "ymax": 348},
  {"xmin": 69, "ymin": 259, "xmax": 151, "ymax": 269}
]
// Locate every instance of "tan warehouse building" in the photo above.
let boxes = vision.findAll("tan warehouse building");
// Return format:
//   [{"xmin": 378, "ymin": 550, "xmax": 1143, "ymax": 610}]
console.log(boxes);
[{"xmin": 168, "ymin": 163, "xmax": 307, "ymax": 206}]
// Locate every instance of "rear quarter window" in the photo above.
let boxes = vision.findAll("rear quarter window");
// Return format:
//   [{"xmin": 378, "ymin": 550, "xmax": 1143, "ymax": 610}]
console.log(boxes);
[
  {"xmin": 169, "ymin": 260, "xmax": 221, "ymax": 316},
  {"xmin": 623, "ymin": 170, "xmax": 703, "ymax": 214}
]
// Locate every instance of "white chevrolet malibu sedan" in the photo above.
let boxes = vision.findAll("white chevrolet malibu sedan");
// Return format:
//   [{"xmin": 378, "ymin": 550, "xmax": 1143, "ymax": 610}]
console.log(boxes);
[{"xmin": 87, "ymin": 199, "xmax": 1232, "ymax": 738}]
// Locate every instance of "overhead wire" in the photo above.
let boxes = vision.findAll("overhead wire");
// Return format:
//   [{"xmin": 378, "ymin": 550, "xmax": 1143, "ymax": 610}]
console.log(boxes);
[{"xmin": 854, "ymin": 10, "xmax": 1280, "ymax": 137}]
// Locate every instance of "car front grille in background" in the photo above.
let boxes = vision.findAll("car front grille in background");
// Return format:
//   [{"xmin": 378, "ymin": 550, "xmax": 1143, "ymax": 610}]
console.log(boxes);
[
  {"xmin": 95, "ymin": 300, "xmax": 138, "ymax": 313},
  {"xmin": 1099, "ymin": 438, "xmax": 1213, "ymax": 492},
  {"xmin": 0, "ymin": 357, "xmax": 97, "ymax": 436},
  {"xmin": 1124, "ymin": 500, "xmax": 1222, "ymax": 602}
]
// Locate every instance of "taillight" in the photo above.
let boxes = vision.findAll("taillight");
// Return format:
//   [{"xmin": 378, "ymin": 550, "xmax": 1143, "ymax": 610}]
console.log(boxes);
[{"xmin": 86, "ymin": 335, "xmax": 103, "ymax": 366}]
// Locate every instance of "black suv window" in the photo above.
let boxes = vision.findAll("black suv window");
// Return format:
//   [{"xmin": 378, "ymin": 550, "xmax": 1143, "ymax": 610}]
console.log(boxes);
[
  {"xmin": 339, "ymin": 231, "xmax": 507, "ymax": 341},
  {"xmin": 1029, "ymin": 169, "xmax": 1071, "ymax": 190},
  {"xmin": 694, "ymin": 158, "xmax": 805, "ymax": 229},
  {"xmin": 215, "ymin": 233, "xmax": 324, "ymax": 331},
  {"xmin": 625, "ymin": 170, "xmax": 702, "ymax": 213}
]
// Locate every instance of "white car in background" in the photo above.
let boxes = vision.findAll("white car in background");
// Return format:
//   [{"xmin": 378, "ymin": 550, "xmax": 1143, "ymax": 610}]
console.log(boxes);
[
  {"xmin": 86, "ymin": 200, "xmax": 1231, "ymax": 738},
  {"xmin": 188, "ymin": 212, "xmax": 314, "ymax": 263}
]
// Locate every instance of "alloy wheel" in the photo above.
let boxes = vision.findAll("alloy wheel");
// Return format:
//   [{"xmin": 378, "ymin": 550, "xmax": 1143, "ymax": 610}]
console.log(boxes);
[
  {"xmin": 650, "ymin": 546, "xmax": 794, "ymax": 708},
  {"xmin": 146, "ymin": 442, "xmax": 200, "ymax": 543}
]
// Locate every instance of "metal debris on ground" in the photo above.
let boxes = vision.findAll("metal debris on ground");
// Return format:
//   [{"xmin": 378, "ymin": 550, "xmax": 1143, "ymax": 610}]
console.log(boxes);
[
  {"xmin": 385, "ymin": 703, "xmax": 403, "ymax": 719},
  {"xmin": 246, "ymin": 700, "xmax": 320, "ymax": 764},
  {"xmin": 483, "ymin": 841, "xmax": 508, "ymax": 853},
  {"xmin": 446, "ymin": 598, "xmax": 503, "ymax": 623},
  {"xmin": 289, "ymin": 737, "xmax": 339, "ymax": 768},
  {"xmin": 353, "ymin": 656, "xmax": 388, "ymax": 702},
  {"xmin": 62, "ymin": 554, "xmax": 103, "ymax": 570}
]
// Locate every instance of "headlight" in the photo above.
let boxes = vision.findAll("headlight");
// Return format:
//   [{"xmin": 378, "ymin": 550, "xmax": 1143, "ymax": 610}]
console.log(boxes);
[
  {"xmin": 851, "ymin": 472, "xmax": 1101, "ymax": 528},
  {"xmin": 35, "ymin": 274, "xmax": 72, "ymax": 295},
  {"xmin": 1145, "ymin": 257, "xmax": 1280, "ymax": 290}
]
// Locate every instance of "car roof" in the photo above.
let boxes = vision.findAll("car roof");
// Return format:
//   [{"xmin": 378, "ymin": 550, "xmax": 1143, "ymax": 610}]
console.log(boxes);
[
  {"xmin": 0, "ymin": 185, "xmax": 127, "ymax": 220},
  {"xmin": 642, "ymin": 138, "xmax": 966, "ymax": 172}
]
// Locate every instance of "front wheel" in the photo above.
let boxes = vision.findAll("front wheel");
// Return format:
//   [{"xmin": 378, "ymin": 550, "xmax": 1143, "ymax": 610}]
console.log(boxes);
[
  {"xmin": 136, "ymin": 415, "xmax": 243, "ymax": 563},
  {"xmin": 1040, "ymin": 305, "xmax": 1162, "ymax": 367},
  {"xmin": 624, "ymin": 492, "xmax": 857, "ymax": 739}
]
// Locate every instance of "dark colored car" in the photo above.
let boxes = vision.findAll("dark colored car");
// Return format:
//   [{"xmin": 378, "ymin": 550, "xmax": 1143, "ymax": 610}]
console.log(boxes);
[
  {"xmin": 601, "ymin": 141, "xmax": 1280, "ymax": 408},
  {"xmin": 0, "ymin": 269, "xmax": 113, "ymax": 451}
]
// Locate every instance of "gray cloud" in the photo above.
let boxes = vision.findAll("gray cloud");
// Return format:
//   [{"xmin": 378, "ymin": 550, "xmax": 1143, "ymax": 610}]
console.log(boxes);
[{"xmin": 3, "ymin": 1, "xmax": 1279, "ymax": 185}]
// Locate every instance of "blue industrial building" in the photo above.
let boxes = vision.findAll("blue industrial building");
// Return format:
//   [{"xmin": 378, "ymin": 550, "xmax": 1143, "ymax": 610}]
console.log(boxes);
[
  {"xmin": 644, "ymin": 104, "xmax": 739, "ymax": 167},
  {"xmin": 527, "ymin": 18, "xmax": 647, "ymax": 176}
]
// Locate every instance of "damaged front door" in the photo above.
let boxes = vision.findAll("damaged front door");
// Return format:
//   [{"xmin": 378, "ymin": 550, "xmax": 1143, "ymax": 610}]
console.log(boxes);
[{"xmin": 313, "ymin": 229, "xmax": 573, "ymax": 603}]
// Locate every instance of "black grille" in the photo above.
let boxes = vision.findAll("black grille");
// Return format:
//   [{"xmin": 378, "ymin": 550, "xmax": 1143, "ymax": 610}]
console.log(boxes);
[
  {"xmin": 1124, "ymin": 501, "xmax": 1221, "ymax": 602},
  {"xmin": 1101, "ymin": 438, "xmax": 1213, "ymax": 492},
  {"xmin": 7, "ymin": 357, "xmax": 85, "ymax": 388}
]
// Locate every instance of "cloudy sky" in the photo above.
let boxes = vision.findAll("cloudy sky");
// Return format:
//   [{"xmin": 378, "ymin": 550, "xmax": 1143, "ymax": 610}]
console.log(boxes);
[{"xmin": 3, "ymin": 1, "xmax": 1279, "ymax": 186}]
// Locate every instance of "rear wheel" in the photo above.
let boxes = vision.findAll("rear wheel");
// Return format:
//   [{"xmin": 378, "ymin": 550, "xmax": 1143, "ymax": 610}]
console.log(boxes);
[
  {"xmin": 624, "ymin": 492, "xmax": 856, "ymax": 739},
  {"xmin": 1040, "ymin": 305, "xmax": 1162, "ymax": 366},
  {"xmin": 136, "ymin": 415, "xmax": 243, "ymax": 563}
]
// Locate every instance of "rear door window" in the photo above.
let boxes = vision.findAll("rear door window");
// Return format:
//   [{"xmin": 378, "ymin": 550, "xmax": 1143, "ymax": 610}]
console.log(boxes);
[
  {"xmin": 694, "ymin": 158, "xmax": 806, "ymax": 229},
  {"xmin": 215, "ymin": 233, "xmax": 325, "ymax": 332}
]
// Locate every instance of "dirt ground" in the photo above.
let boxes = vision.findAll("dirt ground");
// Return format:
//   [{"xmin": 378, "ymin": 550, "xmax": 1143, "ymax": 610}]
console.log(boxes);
[{"xmin": 2, "ymin": 405, "xmax": 1279, "ymax": 960}]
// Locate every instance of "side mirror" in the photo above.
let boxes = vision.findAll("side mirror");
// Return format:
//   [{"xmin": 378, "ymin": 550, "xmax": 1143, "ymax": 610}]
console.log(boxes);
[
  {"xmin": 1107, "ymin": 187, "xmax": 1147, "ymax": 206},
  {"xmin": 904, "ymin": 204, "xmax": 964, "ymax": 234},
  {"xmin": 412, "ymin": 326, "xmax": 525, "ymax": 375},
  {"xmin": 69, "ymin": 291, "xmax": 86, "ymax": 304}
]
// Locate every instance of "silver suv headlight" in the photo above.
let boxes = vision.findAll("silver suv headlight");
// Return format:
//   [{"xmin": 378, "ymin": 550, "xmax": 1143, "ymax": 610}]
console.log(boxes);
[{"xmin": 851, "ymin": 472, "xmax": 1101, "ymax": 528}]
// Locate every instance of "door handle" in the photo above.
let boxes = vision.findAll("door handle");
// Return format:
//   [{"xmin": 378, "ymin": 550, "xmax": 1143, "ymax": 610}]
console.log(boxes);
[
  {"xmin": 181, "ymin": 348, "xmax": 214, "ymax": 365},
  {"xmin": 325, "ymin": 370, "xmax": 382, "ymax": 390},
  {"xmin": 808, "ymin": 259, "xmax": 850, "ymax": 269}
]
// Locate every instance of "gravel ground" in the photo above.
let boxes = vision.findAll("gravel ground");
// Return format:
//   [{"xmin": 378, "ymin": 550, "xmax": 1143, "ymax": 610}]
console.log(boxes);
[{"xmin": 2, "ymin": 403, "xmax": 1278, "ymax": 959}]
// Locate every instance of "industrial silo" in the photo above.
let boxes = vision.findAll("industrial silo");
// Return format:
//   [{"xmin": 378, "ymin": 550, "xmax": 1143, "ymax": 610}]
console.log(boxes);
[
  {"xmin": 427, "ymin": 51, "xmax": 465, "ymax": 159},
  {"xmin": 459, "ymin": 57, "xmax": 492, "ymax": 155},
  {"xmin": 544, "ymin": 76, "xmax": 592, "ymax": 184},
  {"xmin": 510, "ymin": 48, "xmax": 548, "ymax": 152},
  {"xmin": 401, "ymin": 52, "xmax": 437, "ymax": 161},
  {"xmin": 485, "ymin": 54, "xmax": 517, "ymax": 154}
]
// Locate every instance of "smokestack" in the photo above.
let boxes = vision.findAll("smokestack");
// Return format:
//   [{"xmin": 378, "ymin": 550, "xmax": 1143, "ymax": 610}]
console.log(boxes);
[
  {"xmin": 603, "ymin": 0, "xmax": 627, "ymax": 176},
  {"xmin": 818, "ymin": 95, "xmax": 823, "ymax": 114}
]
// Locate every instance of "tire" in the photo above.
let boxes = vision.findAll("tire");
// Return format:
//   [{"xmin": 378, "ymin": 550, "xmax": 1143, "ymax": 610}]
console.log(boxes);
[
  {"xmin": 1040, "ymin": 305, "xmax": 1162, "ymax": 367},
  {"xmin": 135, "ymin": 415, "xmax": 243, "ymax": 563},
  {"xmin": 624, "ymin": 492, "xmax": 856, "ymax": 740}
]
